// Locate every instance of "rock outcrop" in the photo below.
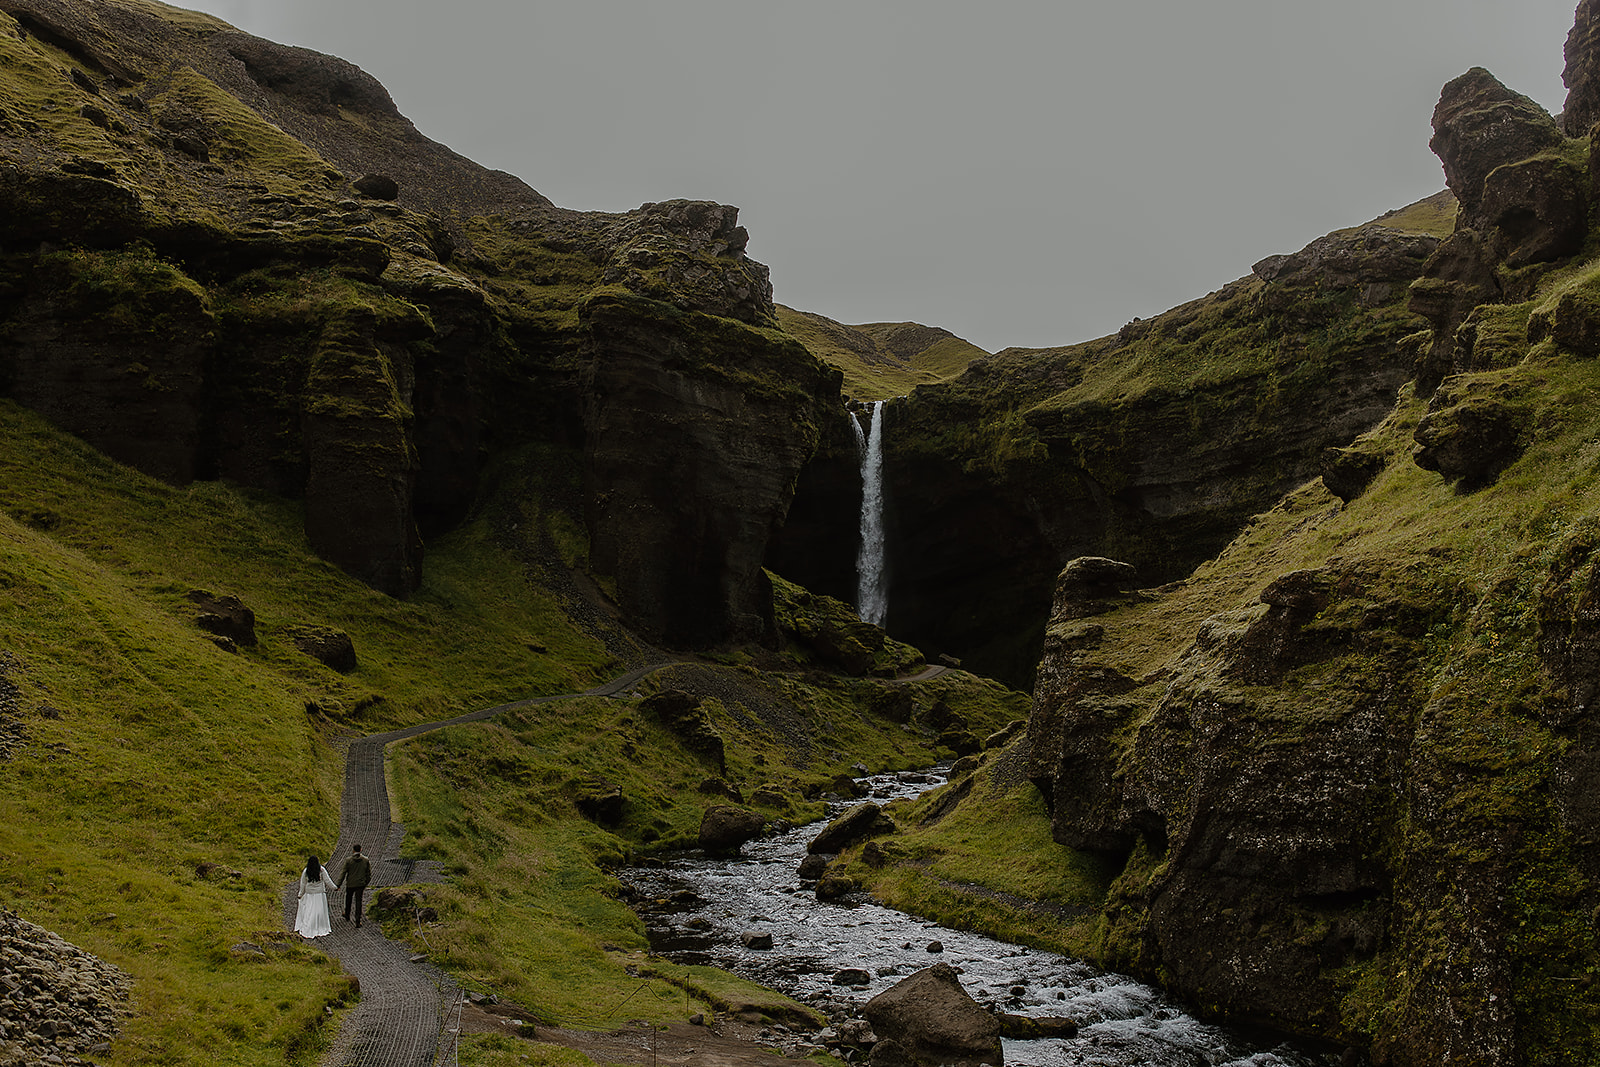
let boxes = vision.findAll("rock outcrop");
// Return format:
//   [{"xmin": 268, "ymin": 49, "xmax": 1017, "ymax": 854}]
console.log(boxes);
[
  {"xmin": 1429, "ymin": 68, "xmax": 1565, "ymax": 234},
  {"xmin": 1564, "ymin": 0, "xmax": 1600, "ymax": 136},
  {"xmin": 1411, "ymin": 378, "xmax": 1529, "ymax": 488},
  {"xmin": 0, "ymin": 0, "xmax": 840, "ymax": 646},
  {"xmin": 1020, "ymin": 15, "xmax": 1600, "ymax": 1061},
  {"xmin": 1410, "ymin": 67, "xmax": 1586, "ymax": 394},
  {"xmin": 188, "ymin": 590, "xmax": 257, "ymax": 648}
]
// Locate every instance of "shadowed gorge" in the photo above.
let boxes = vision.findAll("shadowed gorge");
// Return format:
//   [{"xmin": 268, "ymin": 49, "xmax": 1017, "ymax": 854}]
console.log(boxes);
[{"xmin": 4, "ymin": 1, "xmax": 1600, "ymax": 1066}]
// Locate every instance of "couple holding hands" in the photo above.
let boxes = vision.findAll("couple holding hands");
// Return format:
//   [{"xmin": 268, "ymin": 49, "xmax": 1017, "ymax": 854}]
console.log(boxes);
[{"xmin": 294, "ymin": 844, "xmax": 372, "ymax": 938}]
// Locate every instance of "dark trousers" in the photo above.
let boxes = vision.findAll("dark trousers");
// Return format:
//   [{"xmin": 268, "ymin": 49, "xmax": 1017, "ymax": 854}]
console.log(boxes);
[{"xmin": 343, "ymin": 885, "xmax": 367, "ymax": 925}]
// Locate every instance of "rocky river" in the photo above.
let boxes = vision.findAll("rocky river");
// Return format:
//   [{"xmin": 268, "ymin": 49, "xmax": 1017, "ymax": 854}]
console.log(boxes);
[{"xmin": 623, "ymin": 769, "xmax": 1345, "ymax": 1067}]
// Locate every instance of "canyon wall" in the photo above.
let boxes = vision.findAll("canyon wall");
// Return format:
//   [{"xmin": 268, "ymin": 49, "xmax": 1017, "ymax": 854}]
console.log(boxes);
[
  {"xmin": 0, "ymin": 0, "xmax": 837, "ymax": 646},
  {"xmin": 1022, "ymin": 24, "xmax": 1600, "ymax": 1065},
  {"xmin": 773, "ymin": 208, "xmax": 1442, "ymax": 687}
]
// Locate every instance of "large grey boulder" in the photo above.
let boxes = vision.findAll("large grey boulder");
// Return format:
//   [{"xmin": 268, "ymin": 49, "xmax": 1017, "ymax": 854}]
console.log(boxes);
[
  {"xmin": 863, "ymin": 963, "xmax": 1002, "ymax": 1067},
  {"xmin": 697, "ymin": 805, "xmax": 765, "ymax": 854}
]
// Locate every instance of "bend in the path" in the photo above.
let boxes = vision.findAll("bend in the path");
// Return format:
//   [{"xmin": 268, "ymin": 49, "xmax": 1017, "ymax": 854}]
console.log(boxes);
[
  {"xmin": 291, "ymin": 664, "xmax": 674, "ymax": 1067},
  {"xmin": 294, "ymin": 658, "xmax": 950, "ymax": 1066}
]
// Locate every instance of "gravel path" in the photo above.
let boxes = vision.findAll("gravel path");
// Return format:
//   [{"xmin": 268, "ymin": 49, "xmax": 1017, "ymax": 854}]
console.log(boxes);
[
  {"xmin": 284, "ymin": 660, "xmax": 942, "ymax": 1065},
  {"xmin": 284, "ymin": 665, "xmax": 671, "ymax": 1067}
]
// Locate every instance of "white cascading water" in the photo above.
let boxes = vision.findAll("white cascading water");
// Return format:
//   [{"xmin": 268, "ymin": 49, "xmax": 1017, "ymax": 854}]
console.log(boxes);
[{"xmin": 853, "ymin": 400, "xmax": 888, "ymax": 627}]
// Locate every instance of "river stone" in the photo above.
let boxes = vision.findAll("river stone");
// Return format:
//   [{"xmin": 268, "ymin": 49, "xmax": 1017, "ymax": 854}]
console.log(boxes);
[
  {"xmin": 832, "ymin": 1018, "xmax": 877, "ymax": 1048},
  {"xmin": 830, "ymin": 773, "xmax": 868, "ymax": 798},
  {"xmin": 833, "ymin": 968, "xmax": 872, "ymax": 986},
  {"xmin": 807, "ymin": 801, "xmax": 895, "ymax": 854},
  {"xmin": 815, "ymin": 872, "xmax": 857, "ymax": 901},
  {"xmin": 864, "ymin": 963, "xmax": 1003, "ymax": 1067},
  {"xmin": 697, "ymin": 805, "xmax": 766, "ymax": 853},
  {"xmin": 741, "ymin": 931, "xmax": 773, "ymax": 949},
  {"xmin": 797, "ymin": 853, "xmax": 830, "ymax": 880},
  {"xmin": 997, "ymin": 1012, "xmax": 1079, "ymax": 1039}
]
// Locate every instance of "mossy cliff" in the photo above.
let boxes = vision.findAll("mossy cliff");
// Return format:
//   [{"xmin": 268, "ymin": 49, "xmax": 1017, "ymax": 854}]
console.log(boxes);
[
  {"xmin": 774, "ymin": 192, "xmax": 1448, "ymax": 688},
  {"xmin": 11, "ymin": 1, "xmax": 1600, "ymax": 1064},
  {"xmin": 0, "ymin": 0, "xmax": 837, "ymax": 646},
  {"xmin": 856, "ymin": 12, "xmax": 1600, "ymax": 1066}
]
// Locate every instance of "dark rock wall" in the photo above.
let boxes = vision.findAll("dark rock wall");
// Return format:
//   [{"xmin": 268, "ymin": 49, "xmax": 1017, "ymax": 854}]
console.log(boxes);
[
  {"xmin": 1, "ymin": 249, "xmax": 212, "ymax": 486},
  {"xmin": 1565, "ymin": 0, "xmax": 1600, "ymax": 136},
  {"xmin": 582, "ymin": 293, "xmax": 837, "ymax": 646},
  {"xmin": 0, "ymin": 0, "xmax": 842, "ymax": 642},
  {"xmin": 764, "ymin": 404, "xmax": 863, "ymax": 608},
  {"xmin": 1022, "ymin": 10, "xmax": 1600, "ymax": 1062}
]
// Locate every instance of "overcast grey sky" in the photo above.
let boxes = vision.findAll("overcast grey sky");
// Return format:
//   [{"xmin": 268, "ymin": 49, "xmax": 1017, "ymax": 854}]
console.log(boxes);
[{"xmin": 180, "ymin": 1, "xmax": 1579, "ymax": 353}]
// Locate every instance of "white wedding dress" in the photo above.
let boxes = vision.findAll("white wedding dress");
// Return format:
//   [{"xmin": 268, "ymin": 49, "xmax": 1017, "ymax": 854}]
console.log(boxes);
[{"xmin": 294, "ymin": 867, "xmax": 337, "ymax": 938}]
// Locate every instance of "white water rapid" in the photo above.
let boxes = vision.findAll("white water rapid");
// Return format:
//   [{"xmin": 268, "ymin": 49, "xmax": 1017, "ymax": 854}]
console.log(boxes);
[{"xmin": 853, "ymin": 400, "xmax": 888, "ymax": 627}]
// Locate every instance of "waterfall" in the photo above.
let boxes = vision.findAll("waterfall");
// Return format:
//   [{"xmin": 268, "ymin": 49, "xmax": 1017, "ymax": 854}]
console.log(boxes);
[{"xmin": 853, "ymin": 400, "xmax": 887, "ymax": 627}]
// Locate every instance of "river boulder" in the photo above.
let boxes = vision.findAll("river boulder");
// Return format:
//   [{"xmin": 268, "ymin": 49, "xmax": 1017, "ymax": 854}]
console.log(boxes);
[
  {"xmin": 807, "ymin": 802, "xmax": 896, "ymax": 855},
  {"xmin": 697, "ymin": 805, "xmax": 765, "ymax": 854},
  {"xmin": 864, "ymin": 962, "xmax": 1002, "ymax": 1067},
  {"xmin": 797, "ymin": 853, "xmax": 830, "ymax": 880}
]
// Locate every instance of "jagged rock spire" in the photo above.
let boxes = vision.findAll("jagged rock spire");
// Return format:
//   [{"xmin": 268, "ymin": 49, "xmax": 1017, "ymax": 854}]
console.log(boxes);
[
  {"xmin": 1429, "ymin": 67, "xmax": 1563, "ymax": 232},
  {"xmin": 1563, "ymin": 0, "xmax": 1600, "ymax": 135}
]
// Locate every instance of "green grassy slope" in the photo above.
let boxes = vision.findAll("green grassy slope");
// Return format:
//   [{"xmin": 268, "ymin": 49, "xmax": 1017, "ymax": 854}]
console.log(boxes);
[
  {"xmin": 0, "ymin": 400, "xmax": 618, "ymax": 1064},
  {"xmin": 775, "ymin": 305, "xmax": 987, "ymax": 400},
  {"xmin": 843, "ymin": 228, "xmax": 1600, "ymax": 1061},
  {"xmin": 0, "ymin": 398, "xmax": 1024, "ymax": 1065}
]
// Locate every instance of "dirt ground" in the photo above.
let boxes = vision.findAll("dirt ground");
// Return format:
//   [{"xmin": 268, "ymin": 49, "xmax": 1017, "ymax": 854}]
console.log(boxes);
[{"xmin": 459, "ymin": 1002, "xmax": 810, "ymax": 1066}]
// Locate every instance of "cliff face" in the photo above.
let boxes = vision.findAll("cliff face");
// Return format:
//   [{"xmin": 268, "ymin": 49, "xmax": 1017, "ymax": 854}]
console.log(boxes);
[
  {"xmin": 1022, "ymin": 21, "xmax": 1600, "ymax": 1065},
  {"xmin": 775, "ymin": 206, "xmax": 1444, "ymax": 687},
  {"xmin": 0, "ymin": 0, "xmax": 837, "ymax": 643}
]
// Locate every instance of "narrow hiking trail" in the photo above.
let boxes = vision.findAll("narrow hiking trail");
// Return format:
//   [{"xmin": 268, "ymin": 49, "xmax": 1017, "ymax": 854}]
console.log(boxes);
[
  {"xmin": 283, "ymin": 665, "xmax": 667, "ymax": 1067},
  {"xmin": 284, "ymin": 661, "xmax": 952, "ymax": 1066}
]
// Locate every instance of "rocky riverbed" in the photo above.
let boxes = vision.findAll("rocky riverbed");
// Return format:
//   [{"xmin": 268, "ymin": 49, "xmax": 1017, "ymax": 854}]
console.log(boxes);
[
  {"xmin": 624, "ymin": 770, "xmax": 1345, "ymax": 1066},
  {"xmin": 0, "ymin": 908, "xmax": 131, "ymax": 1067}
]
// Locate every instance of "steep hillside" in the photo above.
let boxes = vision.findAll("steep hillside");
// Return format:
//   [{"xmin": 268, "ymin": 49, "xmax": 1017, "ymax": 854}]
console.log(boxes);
[
  {"xmin": 826, "ymin": 15, "xmax": 1600, "ymax": 1067},
  {"xmin": 0, "ymin": 394, "xmax": 1025, "ymax": 1065},
  {"xmin": 772, "ymin": 192, "xmax": 1449, "ymax": 687},
  {"xmin": 0, "ymin": 0, "xmax": 838, "ymax": 652},
  {"xmin": 0, "ymin": 399, "xmax": 606, "ymax": 1062}
]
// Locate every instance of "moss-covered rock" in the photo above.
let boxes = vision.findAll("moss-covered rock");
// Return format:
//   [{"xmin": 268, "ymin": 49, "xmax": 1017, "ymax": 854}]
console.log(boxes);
[
  {"xmin": 773, "ymin": 218, "xmax": 1434, "ymax": 687},
  {"xmin": 0, "ymin": 1, "xmax": 847, "ymax": 644}
]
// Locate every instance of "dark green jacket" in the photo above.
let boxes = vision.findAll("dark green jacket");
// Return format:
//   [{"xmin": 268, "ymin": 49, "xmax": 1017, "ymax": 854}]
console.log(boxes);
[{"xmin": 338, "ymin": 853, "xmax": 372, "ymax": 889}]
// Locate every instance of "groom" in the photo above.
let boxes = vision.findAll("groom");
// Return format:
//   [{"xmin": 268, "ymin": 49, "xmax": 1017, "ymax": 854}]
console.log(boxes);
[{"xmin": 336, "ymin": 844, "xmax": 373, "ymax": 927}]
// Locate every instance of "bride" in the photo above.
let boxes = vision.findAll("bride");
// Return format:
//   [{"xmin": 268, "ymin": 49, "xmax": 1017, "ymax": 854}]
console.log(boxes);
[{"xmin": 294, "ymin": 854, "xmax": 338, "ymax": 938}]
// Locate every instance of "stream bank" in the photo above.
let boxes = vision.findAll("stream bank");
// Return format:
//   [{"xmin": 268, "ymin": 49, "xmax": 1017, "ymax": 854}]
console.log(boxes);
[{"xmin": 623, "ymin": 768, "xmax": 1346, "ymax": 1066}]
